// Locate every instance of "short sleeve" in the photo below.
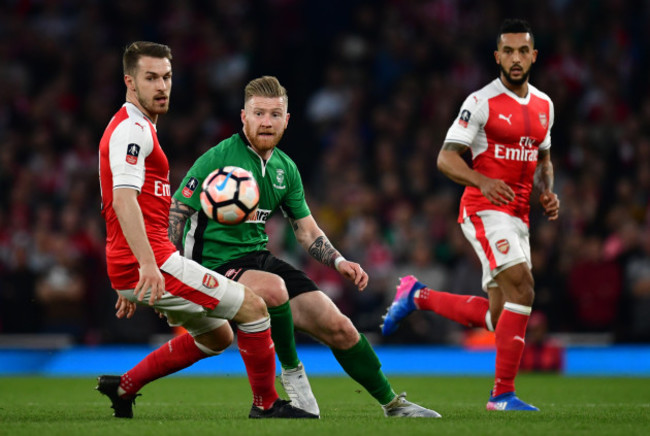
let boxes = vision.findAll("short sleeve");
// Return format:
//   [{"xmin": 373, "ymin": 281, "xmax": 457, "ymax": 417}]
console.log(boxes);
[
  {"xmin": 444, "ymin": 93, "xmax": 489, "ymax": 146},
  {"xmin": 538, "ymin": 99, "xmax": 554, "ymax": 151},
  {"xmin": 279, "ymin": 164, "xmax": 311, "ymax": 220},
  {"xmin": 109, "ymin": 120, "xmax": 154, "ymax": 191}
]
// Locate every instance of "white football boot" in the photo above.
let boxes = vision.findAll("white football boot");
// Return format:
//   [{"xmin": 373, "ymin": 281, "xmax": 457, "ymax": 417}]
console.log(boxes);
[
  {"xmin": 279, "ymin": 362, "xmax": 320, "ymax": 417},
  {"xmin": 382, "ymin": 392, "xmax": 442, "ymax": 418}
]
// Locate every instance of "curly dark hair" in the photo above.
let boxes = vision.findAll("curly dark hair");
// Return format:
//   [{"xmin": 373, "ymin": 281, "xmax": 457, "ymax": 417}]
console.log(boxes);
[{"xmin": 497, "ymin": 19, "xmax": 534, "ymax": 47}]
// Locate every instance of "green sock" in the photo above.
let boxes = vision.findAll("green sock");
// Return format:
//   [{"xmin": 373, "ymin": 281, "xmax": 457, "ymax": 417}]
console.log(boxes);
[
  {"xmin": 268, "ymin": 301, "xmax": 301, "ymax": 370},
  {"xmin": 332, "ymin": 334, "xmax": 396, "ymax": 405}
]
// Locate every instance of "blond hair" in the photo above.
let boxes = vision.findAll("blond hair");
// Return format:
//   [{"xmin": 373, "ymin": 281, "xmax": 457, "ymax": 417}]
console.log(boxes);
[{"xmin": 244, "ymin": 76, "xmax": 288, "ymax": 106}]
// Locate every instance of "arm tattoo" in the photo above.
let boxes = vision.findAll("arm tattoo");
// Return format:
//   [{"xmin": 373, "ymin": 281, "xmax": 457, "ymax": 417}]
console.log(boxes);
[
  {"xmin": 168, "ymin": 199, "xmax": 195, "ymax": 250},
  {"xmin": 535, "ymin": 149, "xmax": 554, "ymax": 192},
  {"xmin": 308, "ymin": 236, "xmax": 340, "ymax": 267},
  {"xmin": 288, "ymin": 217, "xmax": 299, "ymax": 231}
]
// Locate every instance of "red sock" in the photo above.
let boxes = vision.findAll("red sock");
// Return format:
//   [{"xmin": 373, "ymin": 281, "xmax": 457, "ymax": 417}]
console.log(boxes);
[
  {"xmin": 493, "ymin": 305, "xmax": 530, "ymax": 397},
  {"xmin": 120, "ymin": 333, "xmax": 207, "ymax": 397},
  {"xmin": 414, "ymin": 288, "xmax": 489, "ymax": 329},
  {"xmin": 237, "ymin": 329, "xmax": 279, "ymax": 409}
]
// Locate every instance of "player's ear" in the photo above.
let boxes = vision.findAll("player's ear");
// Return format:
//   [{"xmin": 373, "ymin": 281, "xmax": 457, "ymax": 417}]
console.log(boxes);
[
  {"xmin": 240, "ymin": 108, "xmax": 246, "ymax": 124},
  {"xmin": 124, "ymin": 75, "xmax": 135, "ymax": 91},
  {"xmin": 494, "ymin": 50, "xmax": 500, "ymax": 65},
  {"xmin": 285, "ymin": 112, "xmax": 290, "ymax": 128},
  {"xmin": 531, "ymin": 49, "xmax": 538, "ymax": 64}
]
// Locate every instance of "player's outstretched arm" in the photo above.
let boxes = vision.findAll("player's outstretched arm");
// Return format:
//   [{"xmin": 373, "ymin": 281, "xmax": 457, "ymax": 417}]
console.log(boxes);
[
  {"xmin": 113, "ymin": 187, "xmax": 165, "ymax": 305},
  {"xmin": 438, "ymin": 142, "xmax": 515, "ymax": 206},
  {"xmin": 290, "ymin": 215, "xmax": 368, "ymax": 291},
  {"xmin": 169, "ymin": 198, "xmax": 196, "ymax": 251}
]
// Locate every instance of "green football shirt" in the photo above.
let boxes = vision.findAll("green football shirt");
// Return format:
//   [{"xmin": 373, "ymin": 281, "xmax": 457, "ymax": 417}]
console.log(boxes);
[{"xmin": 173, "ymin": 132, "xmax": 311, "ymax": 269}]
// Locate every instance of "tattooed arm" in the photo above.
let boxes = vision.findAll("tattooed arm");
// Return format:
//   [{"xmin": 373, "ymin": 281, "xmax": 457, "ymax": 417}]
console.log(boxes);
[
  {"xmin": 534, "ymin": 149, "xmax": 554, "ymax": 192},
  {"xmin": 168, "ymin": 198, "xmax": 196, "ymax": 252},
  {"xmin": 290, "ymin": 215, "xmax": 368, "ymax": 290},
  {"xmin": 535, "ymin": 149, "xmax": 560, "ymax": 221}
]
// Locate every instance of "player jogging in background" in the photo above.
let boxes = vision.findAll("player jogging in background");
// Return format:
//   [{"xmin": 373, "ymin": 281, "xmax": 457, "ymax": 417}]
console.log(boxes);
[
  {"xmin": 382, "ymin": 18, "xmax": 560, "ymax": 412},
  {"xmin": 96, "ymin": 41, "xmax": 315, "ymax": 419},
  {"xmin": 169, "ymin": 75, "xmax": 441, "ymax": 418}
]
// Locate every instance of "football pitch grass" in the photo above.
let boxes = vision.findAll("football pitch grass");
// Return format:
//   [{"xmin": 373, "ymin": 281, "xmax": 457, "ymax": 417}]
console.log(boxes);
[{"xmin": 1, "ymin": 375, "xmax": 648, "ymax": 436}]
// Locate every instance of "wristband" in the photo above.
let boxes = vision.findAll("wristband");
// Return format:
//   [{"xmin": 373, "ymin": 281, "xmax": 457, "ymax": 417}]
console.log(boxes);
[{"xmin": 333, "ymin": 255, "xmax": 346, "ymax": 270}]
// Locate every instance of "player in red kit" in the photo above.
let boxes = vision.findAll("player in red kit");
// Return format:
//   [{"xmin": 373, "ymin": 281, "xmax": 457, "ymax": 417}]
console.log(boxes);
[
  {"xmin": 96, "ymin": 41, "xmax": 315, "ymax": 419},
  {"xmin": 382, "ymin": 19, "xmax": 560, "ymax": 411}
]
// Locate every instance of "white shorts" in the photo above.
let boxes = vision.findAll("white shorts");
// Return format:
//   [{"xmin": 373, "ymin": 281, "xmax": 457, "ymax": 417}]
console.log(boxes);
[
  {"xmin": 460, "ymin": 210, "xmax": 531, "ymax": 291},
  {"xmin": 118, "ymin": 252, "xmax": 245, "ymax": 337}
]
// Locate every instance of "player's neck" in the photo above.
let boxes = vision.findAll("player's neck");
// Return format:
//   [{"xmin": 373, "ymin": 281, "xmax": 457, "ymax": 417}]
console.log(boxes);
[
  {"xmin": 499, "ymin": 75, "xmax": 528, "ymax": 98},
  {"xmin": 126, "ymin": 96, "xmax": 158, "ymax": 124}
]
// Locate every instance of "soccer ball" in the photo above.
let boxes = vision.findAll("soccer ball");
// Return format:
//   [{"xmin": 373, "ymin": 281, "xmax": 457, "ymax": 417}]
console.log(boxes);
[{"xmin": 200, "ymin": 166, "xmax": 259, "ymax": 225}]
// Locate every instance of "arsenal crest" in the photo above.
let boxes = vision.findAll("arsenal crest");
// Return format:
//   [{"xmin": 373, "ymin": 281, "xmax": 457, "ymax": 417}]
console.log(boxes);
[
  {"xmin": 538, "ymin": 112, "xmax": 548, "ymax": 128},
  {"xmin": 496, "ymin": 239, "xmax": 510, "ymax": 254},
  {"xmin": 202, "ymin": 273, "xmax": 218, "ymax": 289}
]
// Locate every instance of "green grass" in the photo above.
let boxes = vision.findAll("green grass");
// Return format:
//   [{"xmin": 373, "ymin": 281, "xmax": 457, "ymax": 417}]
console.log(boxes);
[{"xmin": 0, "ymin": 376, "xmax": 648, "ymax": 436}]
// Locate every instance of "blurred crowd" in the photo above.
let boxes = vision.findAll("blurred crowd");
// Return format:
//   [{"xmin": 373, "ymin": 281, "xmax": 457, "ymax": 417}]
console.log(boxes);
[{"xmin": 1, "ymin": 0, "xmax": 649, "ymax": 345}]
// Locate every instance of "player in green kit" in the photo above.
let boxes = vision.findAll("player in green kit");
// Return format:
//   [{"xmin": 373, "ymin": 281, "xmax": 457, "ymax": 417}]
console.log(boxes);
[{"xmin": 169, "ymin": 76, "xmax": 441, "ymax": 418}]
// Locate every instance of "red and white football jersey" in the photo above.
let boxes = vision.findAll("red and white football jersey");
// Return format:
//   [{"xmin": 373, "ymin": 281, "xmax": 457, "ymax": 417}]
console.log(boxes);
[
  {"xmin": 444, "ymin": 78, "xmax": 554, "ymax": 226},
  {"xmin": 99, "ymin": 103, "xmax": 175, "ymax": 290}
]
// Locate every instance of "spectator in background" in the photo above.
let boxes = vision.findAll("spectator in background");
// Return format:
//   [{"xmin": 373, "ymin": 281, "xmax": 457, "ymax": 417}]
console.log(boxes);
[
  {"xmin": 0, "ymin": 242, "xmax": 40, "ymax": 333},
  {"xmin": 306, "ymin": 63, "xmax": 351, "ymax": 131},
  {"xmin": 520, "ymin": 311, "xmax": 564, "ymax": 373},
  {"xmin": 623, "ymin": 228, "xmax": 650, "ymax": 342},
  {"xmin": 35, "ymin": 233, "xmax": 86, "ymax": 339},
  {"xmin": 567, "ymin": 233, "xmax": 622, "ymax": 332}
]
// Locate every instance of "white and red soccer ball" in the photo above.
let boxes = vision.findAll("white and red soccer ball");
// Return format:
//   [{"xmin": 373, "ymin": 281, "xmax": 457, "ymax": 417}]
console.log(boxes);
[{"xmin": 200, "ymin": 166, "xmax": 259, "ymax": 225}]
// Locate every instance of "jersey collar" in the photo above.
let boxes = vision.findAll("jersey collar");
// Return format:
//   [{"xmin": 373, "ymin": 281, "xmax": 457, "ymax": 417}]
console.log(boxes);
[
  {"xmin": 495, "ymin": 78, "xmax": 532, "ymax": 105},
  {"xmin": 238, "ymin": 131, "xmax": 275, "ymax": 161},
  {"xmin": 238, "ymin": 131, "xmax": 274, "ymax": 177},
  {"xmin": 124, "ymin": 102, "xmax": 157, "ymax": 128}
]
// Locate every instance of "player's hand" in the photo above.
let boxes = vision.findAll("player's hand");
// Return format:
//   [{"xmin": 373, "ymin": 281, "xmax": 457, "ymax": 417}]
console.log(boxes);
[
  {"xmin": 478, "ymin": 176, "xmax": 515, "ymax": 206},
  {"xmin": 539, "ymin": 190, "xmax": 560, "ymax": 220},
  {"xmin": 135, "ymin": 262, "xmax": 165, "ymax": 305},
  {"xmin": 115, "ymin": 293, "xmax": 136, "ymax": 319},
  {"xmin": 337, "ymin": 260, "xmax": 369, "ymax": 291}
]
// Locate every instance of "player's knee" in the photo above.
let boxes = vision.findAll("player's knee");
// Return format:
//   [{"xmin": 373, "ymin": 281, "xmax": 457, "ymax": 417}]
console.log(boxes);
[
  {"xmin": 524, "ymin": 287, "xmax": 535, "ymax": 305},
  {"xmin": 256, "ymin": 275, "xmax": 289, "ymax": 307},
  {"xmin": 499, "ymin": 264, "xmax": 535, "ymax": 305},
  {"xmin": 509, "ymin": 284, "xmax": 534, "ymax": 306},
  {"xmin": 516, "ymin": 275, "xmax": 535, "ymax": 304},
  {"xmin": 324, "ymin": 315, "xmax": 358, "ymax": 349},
  {"xmin": 237, "ymin": 288, "xmax": 269, "ymax": 322},
  {"xmin": 195, "ymin": 325, "xmax": 233, "ymax": 354}
]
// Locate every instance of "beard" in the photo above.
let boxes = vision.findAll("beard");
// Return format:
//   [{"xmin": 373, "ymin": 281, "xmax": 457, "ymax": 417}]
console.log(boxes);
[
  {"xmin": 500, "ymin": 64, "xmax": 531, "ymax": 86},
  {"xmin": 138, "ymin": 93, "xmax": 170, "ymax": 116},
  {"xmin": 244, "ymin": 123, "xmax": 285, "ymax": 154}
]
